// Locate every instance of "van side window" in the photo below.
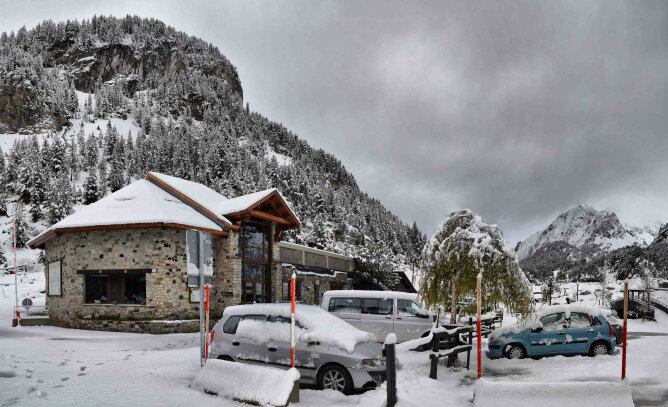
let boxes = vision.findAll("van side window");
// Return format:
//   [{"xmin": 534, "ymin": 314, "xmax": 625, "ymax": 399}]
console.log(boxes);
[
  {"xmin": 223, "ymin": 316, "xmax": 241, "ymax": 334},
  {"xmin": 397, "ymin": 299, "xmax": 421, "ymax": 316},
  {"xmin": 362, "ymin": 298, "xmax": 393, "ymax": 315},
  {"xmin": 328, "ymin": 298, "xmax": 362, "ymax": 313}
]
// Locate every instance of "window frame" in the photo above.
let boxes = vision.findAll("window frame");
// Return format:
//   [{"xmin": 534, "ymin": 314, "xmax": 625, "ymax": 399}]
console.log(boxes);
[
  {"xmin": 361, "ymin": 298, "xmax": 394, "ymax": 315},
  {"xmin": 239, "ymin": 221, "xmax": 272, "ymax": 304},
  {"xmin": 328, "ymin": 297, "xmax": 362, "ymax": 313},
  {"xmin": 47, "ymin": 260, "xmax": 63, "ymax": 297},
  {"xmin": 80, "ymin": 269, "xmax": 150, "ymax": 305}
]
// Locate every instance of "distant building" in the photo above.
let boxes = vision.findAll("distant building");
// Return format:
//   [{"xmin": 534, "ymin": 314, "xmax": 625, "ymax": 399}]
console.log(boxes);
[{"xmin": 277, "ymin": 242, "xmax": 353, "ymax": 305}]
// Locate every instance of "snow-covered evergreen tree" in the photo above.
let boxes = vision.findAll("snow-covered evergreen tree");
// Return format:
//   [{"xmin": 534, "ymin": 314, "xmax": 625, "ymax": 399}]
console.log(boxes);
[
  {"xmin": 83, "ymin": 170, "xmax": 99, "ymax": 204},
  {"xmin": 45, "ymin": 173, "xmax": 76, "ymax": 225}
]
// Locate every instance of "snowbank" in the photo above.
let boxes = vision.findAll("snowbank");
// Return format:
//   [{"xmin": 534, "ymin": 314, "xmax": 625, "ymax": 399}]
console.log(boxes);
[
  {"xmin": 474, "ymin": 380, "xmax": 634, "ymax": 407},
  {"xmin": 192, "ymin": 359, "xmax": 299, "ymax": 407},
  {"xmin": 223, "ymin": 303, "xmax": 375, "ymax": 352}
]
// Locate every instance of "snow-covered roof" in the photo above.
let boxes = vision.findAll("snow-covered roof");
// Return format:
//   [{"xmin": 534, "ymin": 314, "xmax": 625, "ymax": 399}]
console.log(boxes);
[
  {"xmin": 27, "ymin": 180, "xmax": 224, "ymax": 248},
  {"xmin": 147, "ymin": 172, "xmax": 232, "ymax": 226},
  {"xmin": 222, "ymin": 303, "xmax": 375, "ymax": 352},
  {"xmin": 321, "ymin": 290, "xmax": 418, "ymax": 302},
  {"xmin": 28, "ymin": 172, "xmax": 301, "ymax": 248}
]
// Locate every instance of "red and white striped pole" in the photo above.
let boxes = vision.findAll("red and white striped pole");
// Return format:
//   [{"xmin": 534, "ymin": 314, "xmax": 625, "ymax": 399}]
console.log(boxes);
[
  {"xmin": 204, "ymin": 284, "xmax": 210, "ymax": 362},
  {"xmin": 13, "ymin": 218, "xmax": 19, "ymax": 327},
  {"xmin": 290, "ymin": 272, "xmax": 296, "ymax": 368},
  {"xmin": 476, "ymin": 272, "xmax": 482, "ymax": 379}
]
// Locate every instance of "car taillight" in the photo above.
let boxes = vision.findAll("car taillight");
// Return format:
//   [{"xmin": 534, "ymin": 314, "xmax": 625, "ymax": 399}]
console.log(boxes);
[
  {"xmin": 608, "ymin": 322, "xmax": 614, "ymax": 337},
  {"xmin": 210, "ymin": 329, "xmax": 215, "ymax": 344}
]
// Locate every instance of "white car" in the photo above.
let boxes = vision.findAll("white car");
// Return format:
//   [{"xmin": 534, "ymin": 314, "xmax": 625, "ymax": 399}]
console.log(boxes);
[{"xmin": 321, "ymin": 290, "xmax": 434, "ymax": 343}]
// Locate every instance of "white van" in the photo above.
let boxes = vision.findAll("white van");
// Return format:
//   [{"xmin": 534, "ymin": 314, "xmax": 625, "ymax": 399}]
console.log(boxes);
[{"xmin": 320, "ymin": 290, "xmax": 434, "ymax": 343}]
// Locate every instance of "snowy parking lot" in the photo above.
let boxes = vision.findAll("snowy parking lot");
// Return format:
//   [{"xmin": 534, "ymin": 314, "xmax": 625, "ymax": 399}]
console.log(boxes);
[{"xmin": 2, "ymin": 311, "xmax": 667, "ymax": 407}]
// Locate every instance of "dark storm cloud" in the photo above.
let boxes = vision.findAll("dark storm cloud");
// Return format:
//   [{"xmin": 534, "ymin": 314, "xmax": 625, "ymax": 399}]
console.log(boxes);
[{"xmin": 2, "ymin": 0, "xmax": 666, "ymax": 242}]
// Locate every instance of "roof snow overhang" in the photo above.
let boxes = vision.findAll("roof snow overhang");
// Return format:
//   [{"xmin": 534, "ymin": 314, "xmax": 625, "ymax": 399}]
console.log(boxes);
[
  {"xmin": 146, "ymin": 172, "xmax": 235, "ymax": 229},
  {"xmin": 27, "ymin": 222, "xmax": 227, "ymax": 249}
]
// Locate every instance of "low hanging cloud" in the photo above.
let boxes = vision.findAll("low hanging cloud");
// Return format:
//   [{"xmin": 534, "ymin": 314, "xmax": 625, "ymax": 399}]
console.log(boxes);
[{"xmin": 1, "ymin": 0, "xmax": 665, "ymax": 243}]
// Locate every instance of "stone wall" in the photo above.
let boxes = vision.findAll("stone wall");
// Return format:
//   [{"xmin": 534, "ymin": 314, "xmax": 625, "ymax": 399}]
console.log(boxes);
[
  {"xmin": 210, "ymin": 232, "xmax": 242, "ymax": 319},
  {"xmin": 44, "ymin": 228, "xmax": 201, "ymax": 331}
]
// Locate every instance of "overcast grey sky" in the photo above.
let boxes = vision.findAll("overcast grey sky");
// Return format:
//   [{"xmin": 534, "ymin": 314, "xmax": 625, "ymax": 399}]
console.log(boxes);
[{"xmin": 2, "ymin": 0, "xmax": 666, "ymax": 243}]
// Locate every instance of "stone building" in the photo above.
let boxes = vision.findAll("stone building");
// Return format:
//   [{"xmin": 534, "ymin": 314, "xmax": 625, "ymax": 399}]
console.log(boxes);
[
  {"xmin": 277, "ymin": 242, "xmax": 353, "ymax": 305},
  {"xmin": 27, "ymin": 171, "xmax": 311, "ymax": 333}
]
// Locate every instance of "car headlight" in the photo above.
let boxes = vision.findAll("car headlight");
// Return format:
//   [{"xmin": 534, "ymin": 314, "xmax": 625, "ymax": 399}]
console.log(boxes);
[{"xmin": 362, "ymin": 357, "xmax": 385, "ymax": 368}]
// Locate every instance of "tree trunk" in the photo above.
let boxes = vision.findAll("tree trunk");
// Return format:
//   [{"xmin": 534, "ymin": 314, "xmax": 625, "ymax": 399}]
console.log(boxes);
[{"xmin": 450, "ymin": 283, "xmax": 458, "ymax": 323}]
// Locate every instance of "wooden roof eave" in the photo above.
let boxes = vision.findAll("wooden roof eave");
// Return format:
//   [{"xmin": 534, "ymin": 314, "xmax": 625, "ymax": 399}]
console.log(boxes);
[
  {"xmin": 225, "ymin": 191, "xmax": 301, "ymax": 230},
  {"xmin": 27, "ymin": 223, "xmax": 228, "ymax": 249}
]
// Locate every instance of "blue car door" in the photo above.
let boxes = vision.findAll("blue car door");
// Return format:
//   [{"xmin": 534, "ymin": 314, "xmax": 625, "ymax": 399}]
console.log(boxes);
[
  {"xmin": 530, "ymin": 312, "xmax": 566, "ymax": 355},
  {"xmin": 565, "ymin": 312, "xmax": 597, "ymax": 354}
]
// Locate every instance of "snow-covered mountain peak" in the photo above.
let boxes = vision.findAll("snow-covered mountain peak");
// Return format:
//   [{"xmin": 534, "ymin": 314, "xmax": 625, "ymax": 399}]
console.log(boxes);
[{"xmin": 516, "ymin": 205, "xmax": 641, "ymax": 260}]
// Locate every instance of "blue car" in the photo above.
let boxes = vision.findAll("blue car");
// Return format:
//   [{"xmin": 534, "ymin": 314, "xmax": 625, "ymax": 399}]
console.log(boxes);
[{"xmin": 488, "ymin": 306, "xmax": 616, "ymax": 359}]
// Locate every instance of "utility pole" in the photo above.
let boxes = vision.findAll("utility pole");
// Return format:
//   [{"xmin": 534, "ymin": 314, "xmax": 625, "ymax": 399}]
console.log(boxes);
[{"xmin": 13, "ymin": 218, "xmax": 19, "ymax": 327}]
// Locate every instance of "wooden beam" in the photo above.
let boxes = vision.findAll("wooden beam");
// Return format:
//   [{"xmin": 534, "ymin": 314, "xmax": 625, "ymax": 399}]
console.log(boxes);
[
  {"xmin": 250, "ymin": 210, "xmax": 291, "ymax": 225},
  {"xmin": 27, "ymin": 222, "xmax": 228, "ymax": 249},
  {"xmin": 146, "ymin": 173, "xmax": 233, "ymax": 227}
]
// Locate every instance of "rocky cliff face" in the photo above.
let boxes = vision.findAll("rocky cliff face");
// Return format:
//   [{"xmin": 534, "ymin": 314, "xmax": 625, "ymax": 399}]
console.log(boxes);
[{"xmin": 0, "ymin": 16, "xmax": 243, "ymax": 133}]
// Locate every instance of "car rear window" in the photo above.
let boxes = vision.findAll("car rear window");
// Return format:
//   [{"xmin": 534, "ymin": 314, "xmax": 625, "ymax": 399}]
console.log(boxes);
[
  {"xmin": 223, "ymin": 316, "xmax": 241, "ymax": 334},
  {"xmin": 329, "ymin": 297, "xmax": 362, "ymax": 313}
]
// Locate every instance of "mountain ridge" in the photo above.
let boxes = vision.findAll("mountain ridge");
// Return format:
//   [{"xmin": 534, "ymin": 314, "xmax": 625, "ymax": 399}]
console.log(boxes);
[{"xmin": 0, "ymin": 15, "xmax": 425, "ymax": 285}]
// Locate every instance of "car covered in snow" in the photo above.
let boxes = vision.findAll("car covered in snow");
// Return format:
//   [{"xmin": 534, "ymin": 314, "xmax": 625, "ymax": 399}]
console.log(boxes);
[
  {"xmin": 209, "ymin": 303, "xmax": 386, "ymax": 394},
  {"xmin": 321, "ymin": 290, "xmax": 434, "ymax": 343},
  {"xmin": 487, "ymin": 305, "xmax": 617, "ymax": 359}
]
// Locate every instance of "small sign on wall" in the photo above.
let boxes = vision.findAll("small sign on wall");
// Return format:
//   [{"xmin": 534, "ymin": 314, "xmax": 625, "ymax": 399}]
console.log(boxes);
[{"xmin": 48, "ymin": 261, "xmax": 62, "ymax": 296}]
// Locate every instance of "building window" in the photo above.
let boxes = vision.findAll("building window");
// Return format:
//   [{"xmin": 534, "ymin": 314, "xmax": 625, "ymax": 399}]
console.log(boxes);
[
  {"xmin": 83, "ymin": 271, "xmax": 148, "ymax": 305},
  {"xmin": 282, "ymin": 280, "xmax": 303, "ymax": 302},
  {"xmin": 239, "ymin": 221, "xmax": 272, "ymax": 304}
]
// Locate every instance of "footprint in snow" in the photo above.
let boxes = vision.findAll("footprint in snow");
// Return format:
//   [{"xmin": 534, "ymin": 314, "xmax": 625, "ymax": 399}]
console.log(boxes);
[
  {"xmin": 94, "ymin": 363, "xmax": 103, "ymax": 366},
  {"xmin": 52, "ymin": 385, "xmax": 64, "ymax": 389},
  {"xmin": 80, "ymin": 366, "xmax": 86, "ymax": 371},
  {"xmin": 36, "ymin": 391, "xmax": 47, "ymax": 398},
  {"xmin": 77, "ymin": 373, "xmax": 86, "ymax": 377},
  {"xmin": 60, "ymin": 377, "xmax": 69, "ymax": 381},
  {"xmin": 26, "ymin": 385, "xmax": 37, "ymax": 394},
  {"xmin": 1, "ymin": 396, "xmax": 21, "ymax": 406}
]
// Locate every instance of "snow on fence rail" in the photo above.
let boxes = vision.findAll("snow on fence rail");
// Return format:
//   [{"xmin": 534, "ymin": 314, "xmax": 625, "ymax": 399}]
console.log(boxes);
[{"xmin": 192, "ymin": 359, "xmax": 299, "ymax": 407}]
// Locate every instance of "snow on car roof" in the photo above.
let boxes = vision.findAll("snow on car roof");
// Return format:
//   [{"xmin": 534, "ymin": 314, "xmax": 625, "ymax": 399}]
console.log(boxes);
[
  {"xmin": 223, "ymin": 303, "xmax": 375, "ymax": 353},
  {"xmin": 322, "ymin": 290, "xmax": 418, "ymax": 302},
  {"xmin": 536, "ymin": 304, "xmax": 606, "ymax": 319}
]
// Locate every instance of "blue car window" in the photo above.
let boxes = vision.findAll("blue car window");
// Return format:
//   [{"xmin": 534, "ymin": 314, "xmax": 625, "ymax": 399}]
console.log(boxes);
[
  {"xmin": 540, "ymin": 312, "xmax": 565, "ymax": 331},
  {"xmin": 569, "ymin": 312, "xmax": 592, "ymax": 328}
]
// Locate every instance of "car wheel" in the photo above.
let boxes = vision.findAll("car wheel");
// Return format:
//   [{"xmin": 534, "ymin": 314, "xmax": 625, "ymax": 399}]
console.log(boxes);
[
  {"xmin": 589, "ymin": 342, "xmax": 609, "ymax": 357},
  {"xmin": 319, "ymin": 365, "xmax": 353, "ymax": 395},
  {"xmin": 506, "ymin": 344, "xmax": 526, "ymax": 360}
]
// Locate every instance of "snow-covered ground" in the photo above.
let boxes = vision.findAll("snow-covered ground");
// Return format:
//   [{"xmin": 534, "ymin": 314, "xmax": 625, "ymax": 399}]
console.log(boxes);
[{"xmin": 1, "ymin": 273, "xmax": 667, "ymax": 406}]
